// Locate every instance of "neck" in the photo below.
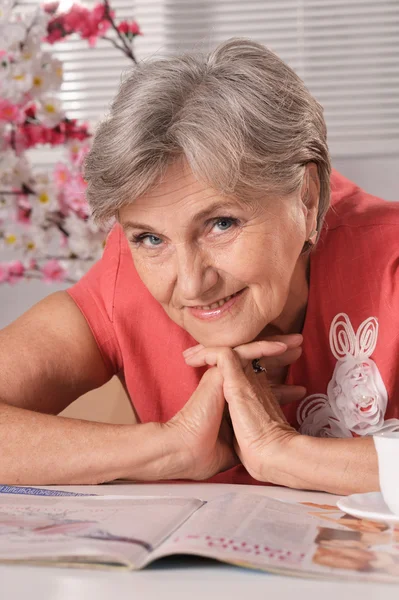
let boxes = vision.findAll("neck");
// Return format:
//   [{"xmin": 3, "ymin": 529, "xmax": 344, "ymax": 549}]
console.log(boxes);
[{"xmin": 260, "ymin": 252, "xmax": 310, "ymax": 338}]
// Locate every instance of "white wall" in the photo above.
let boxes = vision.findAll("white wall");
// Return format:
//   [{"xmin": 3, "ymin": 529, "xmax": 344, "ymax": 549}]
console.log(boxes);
[{"xmin": 333, "ymin": 156, "xmax": 399, "ymax": 202}]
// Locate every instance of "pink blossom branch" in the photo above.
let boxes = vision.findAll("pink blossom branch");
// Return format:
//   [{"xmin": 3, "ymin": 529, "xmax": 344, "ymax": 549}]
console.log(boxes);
[
  {"xmin": 102, "ymin": 0, "xmax": 138, "ymax": 63},
  {"xmin": 0, "ymin": 184, "xmax": 36, "ymax": 196},
  {"xmin": 99, "ymin": 35, "xmax": 126, "ymax": 54},
  {"xmin": 39, "ymin": 256, "xmax": 96, "ymax": 262},
  {"xmin": 0, "ymin": 190, "xmax": 31, "ymax": 196}
]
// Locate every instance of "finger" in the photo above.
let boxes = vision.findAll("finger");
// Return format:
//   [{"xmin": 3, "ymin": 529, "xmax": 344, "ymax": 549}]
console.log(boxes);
[
  {"xmin": 183, "ymin": 335, "xmax": 302, "ymax": 360},
  {"xmin": 253, "ymin": 333, "xmax": 303, "ymax": 350},
  {"xmin": 246, "ymin": 371, "xmax": 289, "ymax": 423},
  {"xmin": 182, "ymin": 344, "xmax": 204, "ymax": 358},
  {"xmin": 271, "ymin": 384, "xmax": 307, "ymax": 405},
  {"xmin": 172, "ymin": 367, "xmax": 225, "ymax": 438},
  {"xmin": 259, "ymin": 347, "xmax": 302, "ymax": 371},
  {"xmin": 184, "ymin": 340, "xmax": 286, "ymax": 368}
]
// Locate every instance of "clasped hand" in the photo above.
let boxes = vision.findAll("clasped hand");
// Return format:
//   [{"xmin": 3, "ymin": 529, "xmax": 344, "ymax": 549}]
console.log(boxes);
[{"xmin": 163, "ymin": 335, "xmax": 305, "ymax": 483}]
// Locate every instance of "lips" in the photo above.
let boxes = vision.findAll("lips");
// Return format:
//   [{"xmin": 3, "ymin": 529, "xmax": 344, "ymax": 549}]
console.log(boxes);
[
  {"xmin": 191, "ymin": 290, "xmax": 242, "ymax": 310},
  {"xmin": 186, "ymin": 288, "xmax": 246, "ymax": 321}
]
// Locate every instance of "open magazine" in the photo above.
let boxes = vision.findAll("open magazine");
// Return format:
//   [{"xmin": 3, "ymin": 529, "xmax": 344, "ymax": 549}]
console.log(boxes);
[{"xmin": 0, "ymin": 489, "xmax": 399, "ymax": 582}]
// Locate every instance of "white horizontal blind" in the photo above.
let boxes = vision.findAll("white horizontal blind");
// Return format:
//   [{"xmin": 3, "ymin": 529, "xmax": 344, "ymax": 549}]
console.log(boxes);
[
  {"xmin": 15, "ymin": 0, "xmax": 399, "ymax": 158},
  {"xmin": 160, "ymin": 0, "xmax": 399, "ymax": 157}
]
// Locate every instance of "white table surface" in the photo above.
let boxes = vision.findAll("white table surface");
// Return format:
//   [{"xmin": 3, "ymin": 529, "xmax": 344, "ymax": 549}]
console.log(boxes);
[{"xmin": 1, "ymin": 481, "xmax": 398, "ymax": 599}]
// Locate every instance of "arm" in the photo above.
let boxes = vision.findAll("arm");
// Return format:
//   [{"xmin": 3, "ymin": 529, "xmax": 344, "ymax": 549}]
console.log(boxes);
[
  {"xmin": 267, "ymin": 435, "xmax": 379, "ymax": 495},
  {"xmin": 1, "ymin": 403, "xmax": 175, "ymax": 485},
  {"xmin": 0, "ymin": 292, "xmax": 242, "ymax": 484},
  {"xmin": 0, "ymin": 292, "xmax": 176, "ymax": 485}
]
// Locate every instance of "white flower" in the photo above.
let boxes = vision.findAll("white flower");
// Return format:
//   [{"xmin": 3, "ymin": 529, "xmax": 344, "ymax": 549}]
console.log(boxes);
[
  {"xmin": 1, "ymin": 230, "xmax": 21, "ymax": 250},
  {"xmin": 66, "ymin": 259, "xmax": 97, "ymax": 282},
  {"xmin": 0, "ymin": 53, "xmax": 11, "ymax": 82},
  {"xmin": 0, "ymin": 149, "xmax": 19, "ymax": 186},
  {"xmin": 64, "ymin": 213, "xmax": 105, "ymax": 261},
  {"xmin": 42, "ymin": 54, "xmax": 63, "ymax": 91},
  {"xmin": 19, "ymin": 37, "xmax": 39, "ymax": 64},
  {"xmin": 30, "ymin": 54, "xmax": 63, "ymax": 98},
  {"xmin": 0, "ymin": 195, "xmax": 10, "ymax": 224},
  {"xmin": 327, "ymin": 358, "xmax": 388, "ymax": 436},
  {"xmin": 0, "ymin": 151, "xmax": 32, "ymax": 191},
  {"xmin": 21, "ymin": 225, "xmax": 55, "ymax": 257},
  {"xmin": 7, "ymin": 63, "xmax": 33, "ymax": 103},
  {"xmin": 23, "ymin": 10, "xmax": 49, "ymax": 49},
  {"xmin": 0, "ymin": 0, "xmax": 14, "ymax": 22},
  {"xmin": 31, "ymin": 183, "xmax": 59, "ymax": 218},
  {"xmin": 0, "ymin": 22, "xmax": 25, "ymax": 51},
  {"xmin": 36, "ymin": 96, "xmax": 64, "ymax": 128}
]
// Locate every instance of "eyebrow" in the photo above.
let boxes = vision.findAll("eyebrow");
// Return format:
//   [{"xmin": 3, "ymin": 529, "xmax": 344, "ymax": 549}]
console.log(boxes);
[{"xmin": 121, "ymin": 200, "xmax": 243, "ymax": 233}]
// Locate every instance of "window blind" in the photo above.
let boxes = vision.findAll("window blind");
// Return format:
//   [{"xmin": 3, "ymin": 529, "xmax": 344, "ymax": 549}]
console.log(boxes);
[{"xmin": 16, "ymin": 0, "xmax": 399, "ymax": 160}]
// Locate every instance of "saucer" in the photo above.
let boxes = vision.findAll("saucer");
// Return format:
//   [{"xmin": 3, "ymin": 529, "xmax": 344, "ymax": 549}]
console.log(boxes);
[{"xmin": 337, "ymin": 492, "xmax": 399, "ymax": 523}]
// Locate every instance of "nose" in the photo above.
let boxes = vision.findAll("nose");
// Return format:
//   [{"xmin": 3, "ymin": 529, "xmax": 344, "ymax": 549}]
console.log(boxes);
[{"xmin": 175, "ymin": 245, "xmax": 218, "ymax": 302}]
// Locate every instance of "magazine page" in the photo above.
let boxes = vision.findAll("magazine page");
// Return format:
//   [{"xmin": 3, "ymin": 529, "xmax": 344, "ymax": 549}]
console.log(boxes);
[
  {"xmin": 149, "ymin": 493, "xmax": 316, "ymax": 568},
  {"xmin": 149, "ymin": 492, "xmax": 399, "ymax": 582},
  {"xmin": 299, "ymin": 501, "xmax": 399, "ymax": 582},
  {"xmin": 0, "ymin": 494, "xmax": 203, "ymax": 569}
]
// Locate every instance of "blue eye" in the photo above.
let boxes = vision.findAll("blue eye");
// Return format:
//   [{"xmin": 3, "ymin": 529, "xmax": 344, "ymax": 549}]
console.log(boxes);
[
  {"xmin": 144, "ymin": 235, "xmax": 162, "ymax": 246},
  {"xmin": 132, "ymin": 234, "xmax": 163, "ymax": 247},
  {"xmin": 214, "ymin": 217, "xmax": 237, "ymax": 232}
]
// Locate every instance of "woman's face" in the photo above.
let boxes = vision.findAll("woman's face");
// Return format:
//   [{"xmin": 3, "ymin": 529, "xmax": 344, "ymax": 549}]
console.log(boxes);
[{"xmin": 119, "ymin": 160, "xmax": 318, "ymax": 347}]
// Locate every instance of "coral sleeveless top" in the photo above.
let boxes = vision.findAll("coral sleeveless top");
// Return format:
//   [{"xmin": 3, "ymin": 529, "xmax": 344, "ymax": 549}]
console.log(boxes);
[{"xmin": 68, "ymin": 169, "xmax": 399, "ymax": 484}]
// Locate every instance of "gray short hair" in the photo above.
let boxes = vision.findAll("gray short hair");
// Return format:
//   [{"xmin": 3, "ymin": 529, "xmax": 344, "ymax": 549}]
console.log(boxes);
[{"xmin": 85, "ymin": 38, "xmax": 331, "ymax": 234}]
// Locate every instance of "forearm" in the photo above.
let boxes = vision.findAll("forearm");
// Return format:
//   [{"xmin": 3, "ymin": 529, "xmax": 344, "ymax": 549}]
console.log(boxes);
[
  {"xmin": 270, "ymin": 435, "xmax": 379, "ymax": 495},
  {"xmin": 0, "ymin": 402, "xmax": 181, "ymax": 485}
]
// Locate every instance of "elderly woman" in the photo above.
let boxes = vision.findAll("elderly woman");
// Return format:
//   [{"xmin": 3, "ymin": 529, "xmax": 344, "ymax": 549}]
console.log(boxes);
[{"xmin": 1, "ymin": 39, "xmax": 398, "ymax": 493}]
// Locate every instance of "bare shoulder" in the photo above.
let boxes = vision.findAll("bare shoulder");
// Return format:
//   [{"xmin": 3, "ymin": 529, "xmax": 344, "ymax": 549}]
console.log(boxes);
[{"xmin": 0, "ymin": 291, "xmax": 110, "ymax": 414}]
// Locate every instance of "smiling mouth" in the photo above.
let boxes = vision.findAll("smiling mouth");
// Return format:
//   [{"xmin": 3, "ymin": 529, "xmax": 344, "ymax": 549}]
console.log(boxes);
[{"xmin": 190, "ymin": 289, "xmax": 244, "ymax": 310}]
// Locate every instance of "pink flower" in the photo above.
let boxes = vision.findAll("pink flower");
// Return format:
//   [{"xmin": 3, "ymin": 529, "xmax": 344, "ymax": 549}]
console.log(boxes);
[
  {"xmin": 53, "ymin": 162, "xmax": 71, "ymax": 188},
  {"xmin": 66, "ymin": 139, "xmax": 90, "ymax": 168},
  {"xmin": 45, "ymin": 24, "xmax": 65, "ymax": 44},
  {"xmin": 63, "ymin": 175, "xmax": 89, "ymax": 218},
  {"xmin": 45, "ymin": 14, "xmax": 68, "ymax": 44},
  {"xmin": 117, "ymin": 20, "xmax": 141, "ymax": 37},
  {"xmin": 64, "ymin": 4, "xmax": 89, "ymax": 33},
  {"xmin": 7, "ymin": 261, "xmax": 25, "ymax": 284},
  {"xmin": 89, "ymin": 3, "xmax": 112, "ymax": 39},
  {"xmin": 16, "ymin": 123, "xmax": 45, "ymax": 149},
  {"xmin": 41, "ymin": 259, "xmax": 66, "ymax": 283},
  {"xmin": 63, "ymin": 119, "xmax": 90, "ymax": 142},
  {"xmin": 56, "ymin": 3, "xmax": 111, "ymax": 47},
  {"xmin": 0, "ymin": 100, "xmax": 24, "ymax": 123}
]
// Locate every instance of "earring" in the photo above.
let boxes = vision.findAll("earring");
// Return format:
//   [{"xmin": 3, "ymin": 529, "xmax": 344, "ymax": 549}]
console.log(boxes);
[{"xmin": 308, "ymin": 229, "xmax": 318, "ymax": 245}]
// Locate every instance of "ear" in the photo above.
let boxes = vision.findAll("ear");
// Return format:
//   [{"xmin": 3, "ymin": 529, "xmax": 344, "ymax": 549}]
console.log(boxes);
[{"xmin": 301, "ymin": 162, "xmax": 320, "ymax": 238}]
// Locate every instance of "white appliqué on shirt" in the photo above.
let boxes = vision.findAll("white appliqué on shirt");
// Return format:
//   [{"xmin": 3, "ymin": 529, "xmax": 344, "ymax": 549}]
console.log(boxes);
[{"xmin": 297, "ymin": 313, "xmax": 399, "ymax": 438}]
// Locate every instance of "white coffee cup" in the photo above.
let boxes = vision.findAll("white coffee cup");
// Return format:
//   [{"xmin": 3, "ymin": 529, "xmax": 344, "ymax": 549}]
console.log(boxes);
[{"xmin": 373, "ymin": 432, "xmax": 399, "ymax": 515}]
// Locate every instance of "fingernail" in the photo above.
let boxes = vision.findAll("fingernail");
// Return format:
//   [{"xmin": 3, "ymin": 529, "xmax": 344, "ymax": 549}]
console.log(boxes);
[
  {"xmin": 289, "ymin": 334, "xmax": 303, "ymax": 342},
  {"xmin": 273, "ymin": 342, "xmax": 287, "ymax": 349},
  {"xmin": 183, "ymin": 344, "xmax": 203, "ymax": 357}
]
